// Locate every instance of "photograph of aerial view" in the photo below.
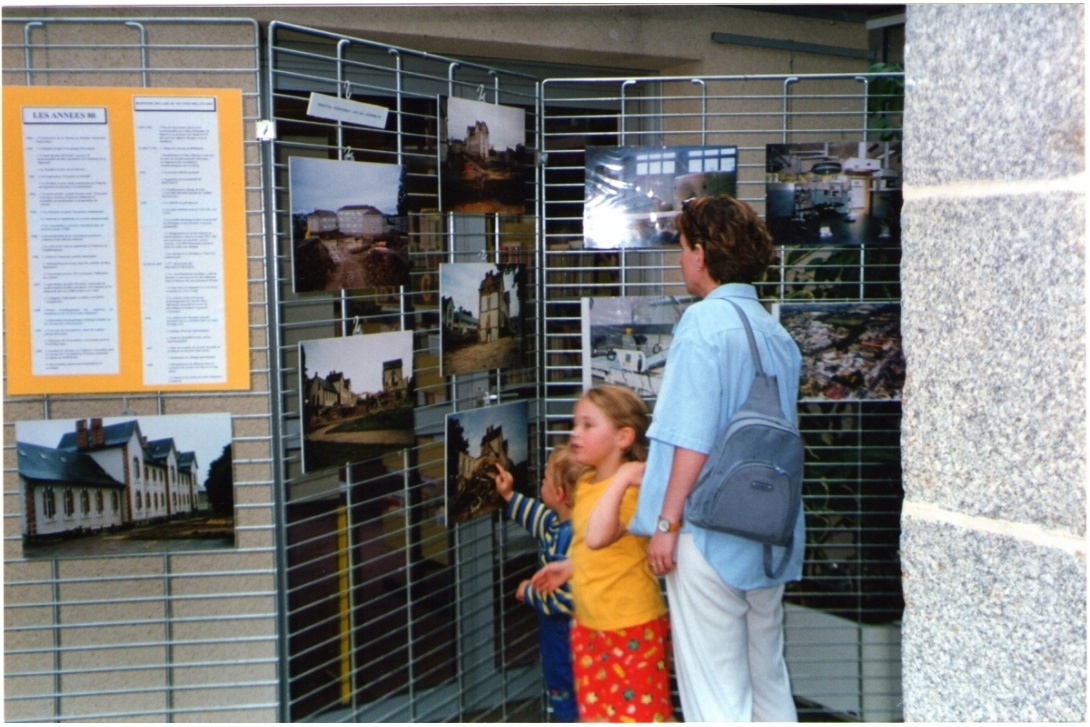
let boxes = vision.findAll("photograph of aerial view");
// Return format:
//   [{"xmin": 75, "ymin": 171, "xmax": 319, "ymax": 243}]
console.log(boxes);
[{"xmin": 779, "ymin": 301, "xmax": 904, "ymax": 401}]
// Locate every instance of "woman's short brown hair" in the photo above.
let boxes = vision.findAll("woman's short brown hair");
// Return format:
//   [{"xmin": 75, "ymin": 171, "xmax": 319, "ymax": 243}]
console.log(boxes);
[{"xmin": 676, "ymin": 195, "xmax": 774, "ymax": 284}]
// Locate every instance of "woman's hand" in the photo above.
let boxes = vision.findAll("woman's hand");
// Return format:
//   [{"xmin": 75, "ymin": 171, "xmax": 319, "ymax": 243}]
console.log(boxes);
[{"xmin": 647, "ymin": 530, "xmax": 679, "ymax": 576}]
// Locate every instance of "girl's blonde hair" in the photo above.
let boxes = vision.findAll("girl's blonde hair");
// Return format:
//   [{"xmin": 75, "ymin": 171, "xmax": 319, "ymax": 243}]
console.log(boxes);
[
  {"xmin": 545, "ymin": 442, "xmax": 586, "ymax": 507},
  {"xmin": 579, "ymin": 384, "xmax": 650, "ymax": 462}
]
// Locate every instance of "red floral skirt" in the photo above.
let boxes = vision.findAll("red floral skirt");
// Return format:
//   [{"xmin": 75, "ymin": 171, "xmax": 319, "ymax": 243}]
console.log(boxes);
[{"xmin": 570, "ymin": 614, "xmax": 673, "ymax": 722}]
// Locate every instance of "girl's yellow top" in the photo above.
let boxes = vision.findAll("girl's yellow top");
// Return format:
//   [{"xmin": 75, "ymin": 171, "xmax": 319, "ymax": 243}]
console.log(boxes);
[{"xmin": 569, "ymin": 473, "xmax": 666, "ymax": 631}]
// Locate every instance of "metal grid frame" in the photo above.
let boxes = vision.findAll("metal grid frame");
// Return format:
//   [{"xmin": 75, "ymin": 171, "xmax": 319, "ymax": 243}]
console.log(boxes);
[
  {"xmin": 2, "ymin": 16, "xmax": 279, "ymax": 723},
  {"xmin": 2, "ymin": 15, "xmax": 906, "ymax": 722},
  {"xmin": 539, "ymin": 72, "xmax": 905, "ymax": 721},
  {"xmin": 264, "ymin": 22, "xmax": 547, "ymax": 722}
]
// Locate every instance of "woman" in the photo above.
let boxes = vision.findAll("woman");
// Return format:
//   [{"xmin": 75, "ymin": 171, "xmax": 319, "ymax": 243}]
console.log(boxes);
[{"xmin": 631, "ymin": 194, "xmax": 805, "ymax": 721}]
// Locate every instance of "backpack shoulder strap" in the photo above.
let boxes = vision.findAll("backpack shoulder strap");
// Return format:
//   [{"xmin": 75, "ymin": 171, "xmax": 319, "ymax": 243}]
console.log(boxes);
[{"xmin": 725, "ymin": 299, "xmax": 766, "ymax": 376}]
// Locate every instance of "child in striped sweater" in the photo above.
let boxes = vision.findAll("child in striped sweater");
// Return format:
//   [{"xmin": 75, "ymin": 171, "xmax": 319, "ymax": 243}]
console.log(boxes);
[{"xmin": 494, "ymin": 443, "xmax": 585, "ymax": 722}]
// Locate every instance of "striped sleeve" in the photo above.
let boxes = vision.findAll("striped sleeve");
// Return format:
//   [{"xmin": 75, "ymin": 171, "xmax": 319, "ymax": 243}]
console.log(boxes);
[
  {"xmin": 504, "ymin": 492, "xmax": 556, "ymax": 541},
  {"xmin": 521, "ymin": 579, "xmax": 574, "ymax": 617}
]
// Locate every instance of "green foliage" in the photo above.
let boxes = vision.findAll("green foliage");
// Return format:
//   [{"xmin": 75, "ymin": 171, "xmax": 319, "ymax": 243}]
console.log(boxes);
[{"xmin": 866, "ymin": 62, "xmax": 905, "ymax": 142}]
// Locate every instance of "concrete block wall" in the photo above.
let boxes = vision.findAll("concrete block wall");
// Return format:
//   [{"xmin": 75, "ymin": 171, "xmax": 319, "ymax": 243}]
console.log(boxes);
[{"xmin": 900, "ymin": 5, "xmax": 1086, "ymax": 720}]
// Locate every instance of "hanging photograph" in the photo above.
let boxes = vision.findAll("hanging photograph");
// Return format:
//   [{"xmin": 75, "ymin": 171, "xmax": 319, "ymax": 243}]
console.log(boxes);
[
  {"xmin": 15, "ymin": 412, "xmax": 235, "ymax": 559},
  {"xmin": 300, "ymin": 330, "xmax": 416, "ymax": 474},
  {"xmin": 765, "ymin": 141, "xmax": 903, "ymax": 247},
  {"xmin": 289, "ymin": 156, "xmax": 410, "ymax": 293},
  {"xmin": 778, "ymin": 301, "xmax": 904, "ymax": 401},
  {"xmin": 583, "ymin": 145, "xmax": 738, "ymax": 249},
  {"xmin": 581, "ymin": 295, "xmax": 696, "ymax": 400},
  {"xmin": 442, "ymin": 96, "xmax": 531, "ymax": 214},
  {"xmin": 444, "ymin": 399, "xmax": 530, "ymax": 525},
  {"xmin": 439, "ymin": 262, "xmax": 526, "ymax": 377}
]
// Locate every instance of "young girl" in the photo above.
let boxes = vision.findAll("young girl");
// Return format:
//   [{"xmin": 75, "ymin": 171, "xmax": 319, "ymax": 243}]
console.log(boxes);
[{"xmin": 565, "ymin": 384, "xmax": 673, "ymax": 722}]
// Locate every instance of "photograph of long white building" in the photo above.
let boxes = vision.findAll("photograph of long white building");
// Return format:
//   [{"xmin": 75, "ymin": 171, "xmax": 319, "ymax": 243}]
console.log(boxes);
[{"xmin": 15, "ymin": 414, "xmax": 234, "ymax": 553}]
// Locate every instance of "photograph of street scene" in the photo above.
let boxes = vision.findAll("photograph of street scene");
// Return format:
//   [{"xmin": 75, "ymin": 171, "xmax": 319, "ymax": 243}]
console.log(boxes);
[
  {"xmin": 445, "ymin": 400, "xmax": 529, "ymax": 525},
  {"xmin": 765, "ymin": 141, "xmax": 902, "ymax": 248},
  {"xmin": 778, "ymin": 301, "xmax": 904, "ymax": 401},
  {"xmin": 15, "ymin": 412, "xmax": 235, "ymax": 559},
  {"xmin": 442, "ymin": 96, "xmax": 530, "ymax": 214},
  {"xmin": 440, "ymin": 262, "xmax": 526, "ymax": 377},
  {"xmin": 290, "ymin": 156, "xmax": 409, "ymax": 293},
  {"xmin": 584, "ymin": 145, "xmax": 737, "ymax": 249},
  {"xmin": 299, "ymin": 330, "xmax": 415, "ymax": 474},
  {"xmin": 581, "ymin": 295, "xmax": 696, "ymax": 400}
]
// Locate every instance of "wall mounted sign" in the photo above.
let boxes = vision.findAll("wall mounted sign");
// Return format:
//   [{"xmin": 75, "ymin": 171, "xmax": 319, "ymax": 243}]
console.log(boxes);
[{"xmin": 3, "ymin": 86, "xmax": 250, "ymax": 394}]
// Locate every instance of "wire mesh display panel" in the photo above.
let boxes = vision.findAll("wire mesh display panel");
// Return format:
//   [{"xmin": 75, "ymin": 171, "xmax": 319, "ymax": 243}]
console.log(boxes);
[
  {"xmin": 2, "ymin": 16, "xmax": 278, "ymax": 722},
  {"xmin": 540, "ymin": 72, "xmax": 905, "ymax": 722},
  {"xmin": 265, "ymin": 22, "xmax": 547, "ymax": 722}
]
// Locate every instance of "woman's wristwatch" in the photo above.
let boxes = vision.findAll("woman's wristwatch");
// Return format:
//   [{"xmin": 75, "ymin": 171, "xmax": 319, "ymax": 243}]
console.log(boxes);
[{"xmin": 656, "ymin": 516, "xmax": 681, "ymax": 533}]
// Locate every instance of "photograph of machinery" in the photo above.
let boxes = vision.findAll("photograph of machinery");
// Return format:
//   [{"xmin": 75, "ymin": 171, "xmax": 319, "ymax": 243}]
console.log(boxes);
[
  {"xmin": 581, "ymin": 295, "xmax": 696, "ymax": 400},
  {"xmin": 765, "ymin": 141, "xmax": 902, "ymax": 248}
]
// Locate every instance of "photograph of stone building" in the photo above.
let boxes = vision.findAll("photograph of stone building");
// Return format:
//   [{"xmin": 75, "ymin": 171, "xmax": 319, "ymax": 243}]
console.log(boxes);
[
  {"xmin": 444, "ymin": 400, "xmax": 529, "ymax": 525},
  {"xmin": 290, "ymin": 156, "xmax": 409, "ymax": 293},
  {"xmin": 299, "ymin": 330, "xmax": 416, "ymax": 474},
  {"xmin": 442, "ymin": 95, "xmax": 530, "ymax": 214},
  {"xmin": 439, "ymin": 262, "xmax": 525, "ymax": 376}
]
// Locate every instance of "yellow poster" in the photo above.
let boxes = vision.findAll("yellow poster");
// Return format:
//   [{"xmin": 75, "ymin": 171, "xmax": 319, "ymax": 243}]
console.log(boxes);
[{"xmin": 3, "ymin": 86, "xmax": 250, "ymax": 394}]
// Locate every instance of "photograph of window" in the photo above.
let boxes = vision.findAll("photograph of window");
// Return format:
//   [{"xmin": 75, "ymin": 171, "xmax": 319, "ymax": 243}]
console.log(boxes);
[{"xmin": 583, "ymin": 145, "xmax": 738, "ymax": 249}]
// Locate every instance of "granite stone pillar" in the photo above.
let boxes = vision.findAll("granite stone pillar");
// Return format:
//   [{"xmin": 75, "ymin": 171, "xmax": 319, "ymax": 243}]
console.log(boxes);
[{"xmin": 901, "ymin": 5, "xmax": 1086, "ymax": 721}]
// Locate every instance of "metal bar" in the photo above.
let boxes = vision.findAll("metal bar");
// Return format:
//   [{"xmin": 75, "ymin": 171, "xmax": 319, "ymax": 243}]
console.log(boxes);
[{"xmin": 711, "ymin": 31, "xmax": 877, "ymax": 61}]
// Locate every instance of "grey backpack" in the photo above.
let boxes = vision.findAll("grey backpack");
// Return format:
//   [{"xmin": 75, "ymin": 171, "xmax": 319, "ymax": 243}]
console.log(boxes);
[{"xmin": 683, "ymin": 300, "xmax": 803, "ymax": 579}]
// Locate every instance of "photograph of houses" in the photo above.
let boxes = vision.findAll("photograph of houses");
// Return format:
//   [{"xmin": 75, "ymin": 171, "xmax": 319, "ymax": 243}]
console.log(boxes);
[
  {"xmin": 439, "ymin": 262, "xmax": 526, "ymax": 377},
  {"xmin": 300, "ymin": 330, "xmax": 416, "ymax": 474},
  {"xmin": 778, "ymin": 301, "xmax": 904, "ymax": 401},
  {"xmin": 444, "ymin": 400, "xmax": 530, "ymax": 525},
  {"xmin": 442, "ymin": 96, "xmax": 530, "ymax": 214},
  {"xmin": 583, "ymin": 145, "xmax": 738, "ymax": 249},
  {"xmin": 15, "ymin": 412, "xmax": 234, "ymax": 558},
  {"xmin": 290, "ymin": 156, "xmax": 410, "ymax": 293},
  {"xmin": 765, "ymin": 141, "xmax": 903, "ymax": 248},
  {"xmin": 581, "ymin": 295, "xmax": 696, "ymax": 400}
]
